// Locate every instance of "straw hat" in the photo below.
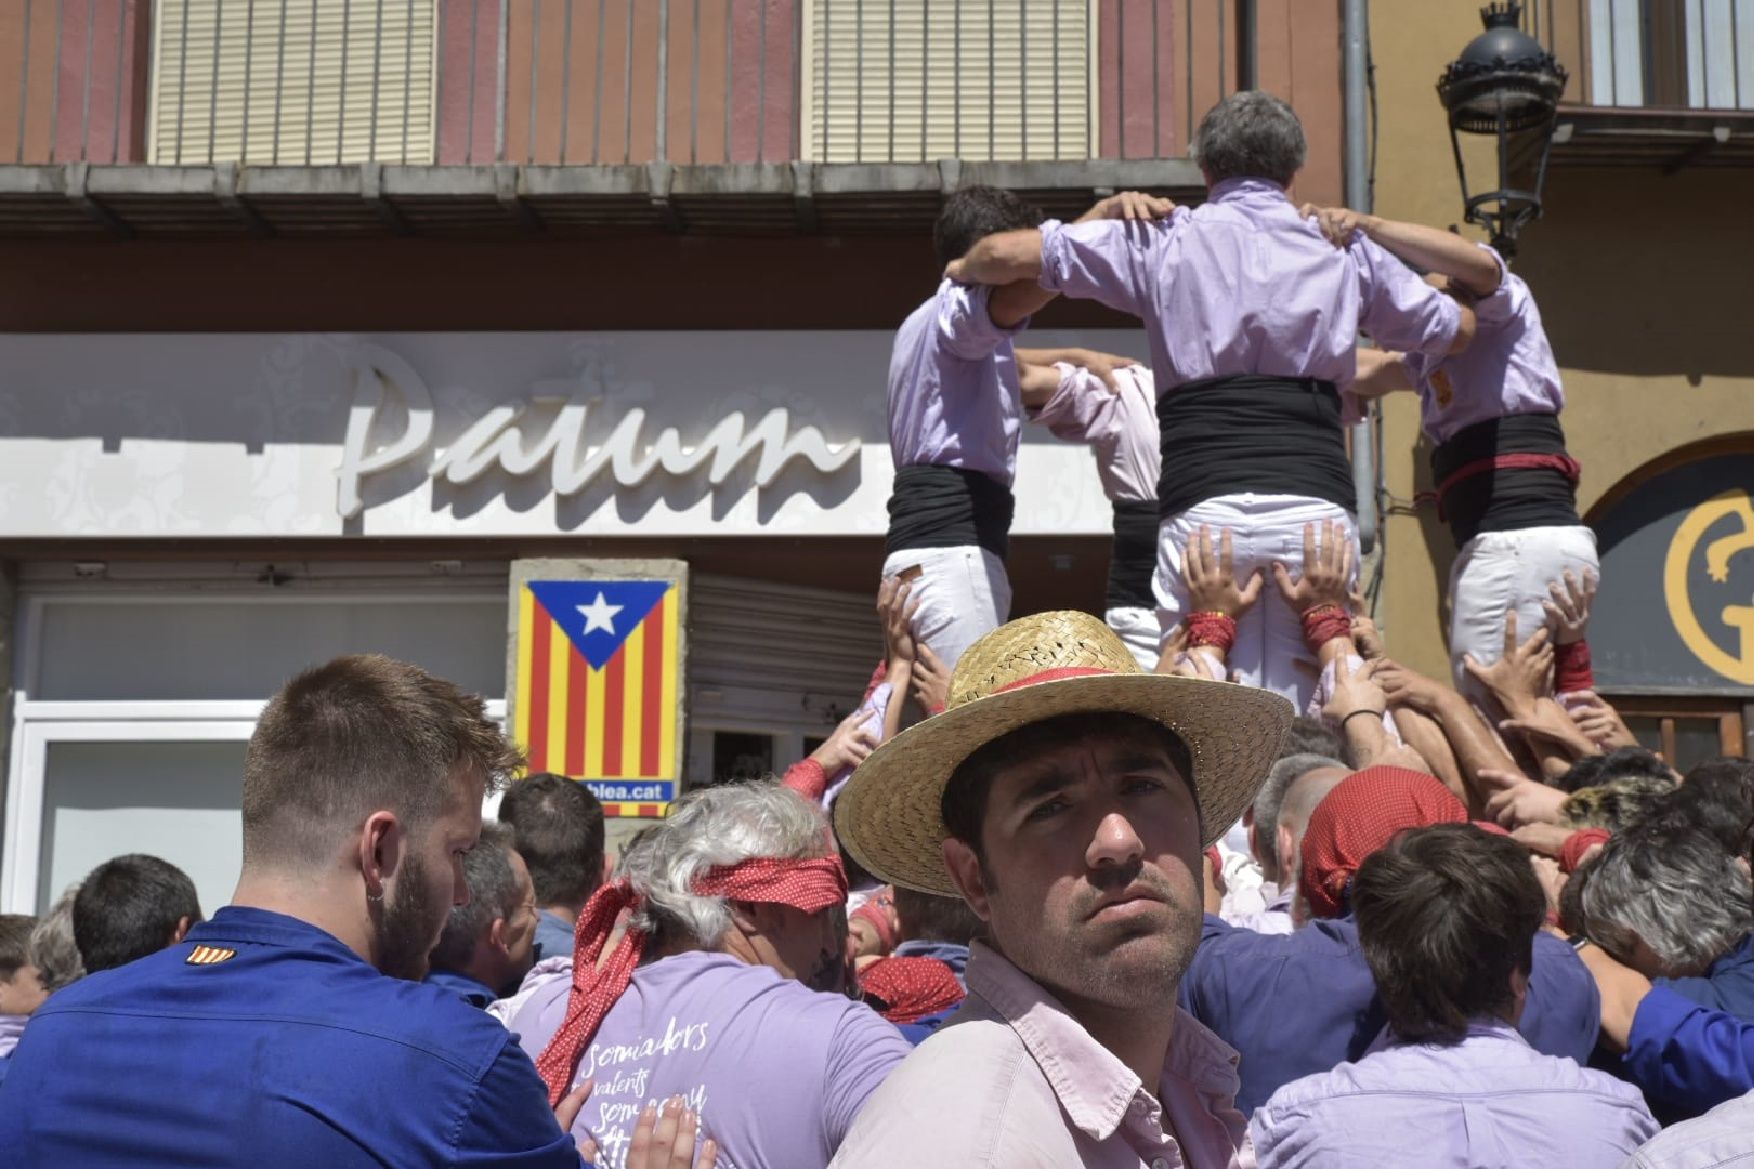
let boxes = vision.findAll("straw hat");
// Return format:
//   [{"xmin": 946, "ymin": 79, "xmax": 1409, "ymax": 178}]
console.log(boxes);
[{"xmin": 834, "ymin": 610, "xmax": 1293, "ymax": 896}]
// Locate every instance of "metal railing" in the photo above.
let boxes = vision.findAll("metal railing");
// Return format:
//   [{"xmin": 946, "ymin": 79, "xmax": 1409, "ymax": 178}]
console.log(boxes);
[
  {"xmin": 1534, "ymin": 0, "xmax": 1754, "ymax": 110},
  {"xmin": 4, "ymin": 0, "xmax": 147, "ymax": 164}
]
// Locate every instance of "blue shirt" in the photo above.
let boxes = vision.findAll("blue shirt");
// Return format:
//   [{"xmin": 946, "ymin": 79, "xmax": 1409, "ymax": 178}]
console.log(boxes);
[
  {"xmin": 1179, "ymin": 913, "xmax": 1601, "ymax": 1114},
  {"xmin": 0, "ymin": 905, "xmax": 582, "ymax": 1168},
  {"xmin": 891, "ymin": 940, "xmax": 970, "ymax": 985},
  {"xmin": 534, "ymin": 909, "xmax": 575, "ymax": 965},
  {"xmin": 427, "ymin": 966, "xmax": 499, "ymax": 1009},
  {"xmin": 1659, "ymin": 934, "xmax": 1754, "ymax": 1019},
  {"xmin": 1626, "ymin": 984, "xmax": 1754, "ymax": 1117}
]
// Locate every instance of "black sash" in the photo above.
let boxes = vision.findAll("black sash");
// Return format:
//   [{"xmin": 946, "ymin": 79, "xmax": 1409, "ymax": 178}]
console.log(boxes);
[
  {"xmin": 1107, "ymin": 500, "xmax": 1159, "ymax": 610},
  {"xmin": 1155, "ymin": 375, "xmax": 1357, "ymax": 518},
  {"xmin": 885, "ymin": 465, "xmax": 1015, "ymax": 559},
  {"xmin": 1431, "ymin": 413, "xmax": 1580, "ymax": 547}
]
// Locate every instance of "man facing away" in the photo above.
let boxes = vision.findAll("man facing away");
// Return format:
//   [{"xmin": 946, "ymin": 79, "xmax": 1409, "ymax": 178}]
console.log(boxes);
[
  {"xmin": 830, "ymin": 609, "xmax": 1295, "ymax": 1168},
  {"xmin": 0, "ymin": 654, "xmax": 585, "ymax": 1167},
  {"xmin": 1241, "ymin": 823, "xmax": 1655, "ymax": 1168},
  {"xmin": 948, "ymin": 91, "xmax": 1475, "ymax": 710},
  {"xmin": 499, "ymin": 772, "xmax": 607, "ymax": 964},
  {"xmin": 71, "ymin": 854, "xmax": 202, "ymax": 974},
  {"xmin": 494, "ymin": 782, "xmax": 911, "ymax": 1169},
  {"xmin": 1317, "ymin": 207, "xmax": 1599, "ymax": 698},
  {"xmin": 427, "ymin": 822, "xmax": 540, "ymax": 1007}
]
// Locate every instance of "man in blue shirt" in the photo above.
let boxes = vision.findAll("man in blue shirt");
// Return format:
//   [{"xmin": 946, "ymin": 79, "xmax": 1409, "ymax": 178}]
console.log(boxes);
[
  {"xmin": 0, "ymin": 654, "xmax": 585, "ymax": 1167},
  {"xmin": 427, "ymin": 823, "xmax": 540, "ymax": 1008},
  {"xmin": 1180, "ymin": 910, "xmax": 1602, "ymax": 1114},
  {"xmin": 499, "ymin": 772, "xmax": 607, "ymax": 963}
]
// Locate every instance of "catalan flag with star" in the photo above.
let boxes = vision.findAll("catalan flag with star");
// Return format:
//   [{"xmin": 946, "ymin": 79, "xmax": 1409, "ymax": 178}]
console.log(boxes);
[{"xmin": 514, "ymin": 579, "xmax": 681, "ymax": 816}]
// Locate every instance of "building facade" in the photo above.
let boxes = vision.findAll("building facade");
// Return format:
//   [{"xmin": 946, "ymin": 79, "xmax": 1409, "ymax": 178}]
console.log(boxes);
[{"xmin": 0, "ymin": 0, "xmax": 1346, "ymax": 915}]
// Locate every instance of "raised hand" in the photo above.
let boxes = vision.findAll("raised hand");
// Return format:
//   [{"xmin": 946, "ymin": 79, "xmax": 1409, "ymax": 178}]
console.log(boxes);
[
  {"xmin": 1463, "ymin": 610, "xmax": 1554, "ymax": 718},
  {"xmin": 1084, "ymin": 191, "xmax": 1176, "ymax": 222},
  {"xmin": 1322, "ymin": 655, "xmax": 1387, "ymax": 724},
  {"xmin": 1184, "ymin": 525, "xmax": 1265, "ymax": 620},
  {"xmin": 910, "ymin": 642, "xmax": 951, "ymax": 714},
  {"xmin": 1271, "ymin": 520, "xmax": 1354, "ymax": 615},
  {"xmin": 809, "ymin": 709, "xmax": 881, "ymax": 776},
  {"xmin": 1298, "ymin": 203, "xmax": 1370, "ymax": 248},
  {"xmin": 1374, "ymin": 657, "xmax": 1450, "ymax": 715},
  {"xmin": 1543, "ymin": 568, "xmax": 1599, "ymax": 646},
  {"xmin": 1567, "ymin": 691, "xmax": 1639, "ymax": 751},
  {"xmin": 1479, "ymin": 767, "xmax": 1568, "ymax": 828},
  {"xmin": 876, "ymin": 576, "xmax": 922, "ymax": 667}
]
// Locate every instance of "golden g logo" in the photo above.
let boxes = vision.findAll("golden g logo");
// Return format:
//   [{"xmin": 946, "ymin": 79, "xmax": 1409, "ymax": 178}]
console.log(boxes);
[{"xmin": 1664, "ymin": 488, "xmax": 1754, "ymax": 685}]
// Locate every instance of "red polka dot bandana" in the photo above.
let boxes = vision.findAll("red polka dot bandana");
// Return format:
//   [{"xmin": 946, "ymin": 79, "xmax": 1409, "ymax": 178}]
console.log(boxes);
[{"xmin": 859, "ymin": 956, "xmax": 966, "ymax": 1024}]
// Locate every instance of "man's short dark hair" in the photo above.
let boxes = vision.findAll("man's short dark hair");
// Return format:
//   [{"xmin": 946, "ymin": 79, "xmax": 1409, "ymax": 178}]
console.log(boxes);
[
  {"xmin": 0, "ymin": 914, "xmax": 36, "ymax": 980},
  {"xmin": 1555, "ymin": 746, "xmax": 1675, "ymax": 794},
  {"xmin": 893, "ymin": 886, "xmax": 982, "ymax": 946},
  {"xmin": 1642, "ymin": 758, "xmax": 1754, "ymax": 854},
  {"xmin": 933, "ymin": 185, "xmax": 1045, "ymax": 267},
  {"xmin": 498, "ymin": 773, "xmax": 606, "ymax": 911},
  {"xmin": 430, "ymin": 824, "xmax": 523, "ymax": 973},
  {"xmin": 941, "ymin": 711, "xmax": 1195, "ymax": 863},
  {"xmin": 243, "ymin": 654, "xmax": 524, "ymax": 867},
  {"xmin": 72, "ymin": 855, "xmax": 202, "ymax": 974},
  {"xmin": 1352, "ymin": 823, "xmax": 1545, "ymax": 1045},
  {"xmin": 1194, "ymin": 90, "xmax": 1307, "ymax": 187}
]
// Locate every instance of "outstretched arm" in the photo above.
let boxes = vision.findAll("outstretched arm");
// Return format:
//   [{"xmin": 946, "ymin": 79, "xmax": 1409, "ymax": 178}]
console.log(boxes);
[
  {"xmin": 1352, "ymin": 348, "xmax": 1415, "ymax": 400},
  {"xmin": 1303, "ymin": 205, "xmax": 1502, "ymax": 298},
  {"xmin": 946, "ymin": 229, "xmax": 1045, "ymax": 287}
]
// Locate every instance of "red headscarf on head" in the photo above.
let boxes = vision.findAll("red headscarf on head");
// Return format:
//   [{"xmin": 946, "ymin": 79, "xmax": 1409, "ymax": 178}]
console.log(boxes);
[
  {"xmin": 1299, "ymin": 766, "xmax": 1468, "ymax": 920},
  {"xmin": 858, "ymin": 956, "xmax": 967, "ymax": 1024},
  {"xmin": 533, "ymin": 853, "xmax": 848, "ymax": 1105}
]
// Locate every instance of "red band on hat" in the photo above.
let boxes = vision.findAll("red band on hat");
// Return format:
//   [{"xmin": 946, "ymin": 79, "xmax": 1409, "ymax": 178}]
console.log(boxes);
[
  {"xmin": 534, "ymin": 853, "xmax": 847, "ymax": 1105},
  {"xmin": 991, "ymin": 666, "xmax": 1115, "ymax": 696}
]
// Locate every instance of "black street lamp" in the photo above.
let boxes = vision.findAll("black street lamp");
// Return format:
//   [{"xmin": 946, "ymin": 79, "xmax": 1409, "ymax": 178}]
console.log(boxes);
[{"xmin": 1437, "ymin": 2, "xmax": 1568, "ymax": 257}]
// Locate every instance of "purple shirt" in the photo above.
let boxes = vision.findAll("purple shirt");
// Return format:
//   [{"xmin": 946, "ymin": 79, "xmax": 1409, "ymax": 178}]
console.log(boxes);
[
  {"xmin": 1239, "ymin": 1020, "xmax": 1656, "ymax": 1169},
  {"xmin": 1038, "ymin": 179, "xmax": 1463, "ymax": 401},
  {"xmin": 1029, "ymin": 363, "xmax": 1160, "ymax": 503},
  {"xmin": 887, "ymin": 278, "xmax": 1028, "ymax": 486},
  {"xmin": 831, "ymin": 941, "xmax": 1247, "ymax": 1169},
  {"xmin": 495, "ymin": 950, "xmax": 910, "ymax": 1169},
  {"xmin": 1401, "ymin": 245, "xmax": 1565, "ymax": 444}
]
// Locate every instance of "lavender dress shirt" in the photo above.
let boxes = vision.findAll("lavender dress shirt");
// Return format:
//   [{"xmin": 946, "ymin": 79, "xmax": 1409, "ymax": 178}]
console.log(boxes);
[
  {"xmin": 1037, "ymin": 179, "xmax": 1464, "ymax": 400},
  {"xmin": 1029, "ymin": 363, "xmax": 1160, "ymax": 503},
  {"xmin": 887, "ymin": 278, "xmax": 1028, "ymax": 487},
  {"xmin": 1238, "ymin": 1020, "xmax": 1657, "ymax": 1169},
  {"xmin": 1622, "ymin": 1090, "xmax": 1754, "ymax": 1168},
  {"xmin": 1400, "ymin": 245, "xmax": 1566, "ymax": 444},
  {"xmin": 831, "ymin": 941, "xmax": 1247, "ymax": 1169}
]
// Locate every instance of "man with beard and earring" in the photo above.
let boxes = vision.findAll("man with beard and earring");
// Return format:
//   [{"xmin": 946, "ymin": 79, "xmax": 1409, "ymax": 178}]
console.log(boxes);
[
  {"xmin": 828, "ymin": 610, "xmax": 1293, "ymax": 1168},
  {"xmin": 494, "ymin": 782, "xmax": 912, "ymax": 1169},
  {"xmin": 0, "ymin": 654, "xmax": 605, "ymax": 1167}
]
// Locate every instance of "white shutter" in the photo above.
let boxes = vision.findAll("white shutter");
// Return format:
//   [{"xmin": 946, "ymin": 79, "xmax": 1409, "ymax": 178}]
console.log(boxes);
[
  {"xmin": 149, "ymin": 0, "xmax": 436, "ymax": 165},
  {"xmin": 808, "ymin": 0, "xmax": 1091, "ymax": 162},
  {"xmin": 688, "ymin": 574, "xmax": 879, "ymax": 737}
]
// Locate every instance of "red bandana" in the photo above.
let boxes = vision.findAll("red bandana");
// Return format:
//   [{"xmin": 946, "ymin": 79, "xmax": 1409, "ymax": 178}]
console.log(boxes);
[
  {"xmin": 1298, "ymin": 766, "xmax": 1467, "ymax": 919},
  {"xmin": 534, "ymin": 854, "xmax": 847, "ymax": 1105},
  {"xmin": 858, "ymin": 956, "xmax": 967, "ymax": 1024}
]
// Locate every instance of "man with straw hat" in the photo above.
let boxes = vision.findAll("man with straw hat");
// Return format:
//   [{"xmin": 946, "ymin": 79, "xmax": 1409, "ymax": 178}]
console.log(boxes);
[{"xmin": 830, "ymin": 610, "xmax": 1292, "ymax": 1169}]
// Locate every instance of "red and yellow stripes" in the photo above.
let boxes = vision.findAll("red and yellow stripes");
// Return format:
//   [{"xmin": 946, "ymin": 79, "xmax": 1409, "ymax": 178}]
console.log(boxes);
[{"xmin": 515, "ymin": 585, "xmax": 679, "ymax": 778}]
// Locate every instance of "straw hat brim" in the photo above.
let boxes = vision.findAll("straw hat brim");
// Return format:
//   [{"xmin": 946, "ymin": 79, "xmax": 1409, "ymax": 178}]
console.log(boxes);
[{"xmin": 833, "ymin": 673, "xmax": 1294, "ymax": 897}]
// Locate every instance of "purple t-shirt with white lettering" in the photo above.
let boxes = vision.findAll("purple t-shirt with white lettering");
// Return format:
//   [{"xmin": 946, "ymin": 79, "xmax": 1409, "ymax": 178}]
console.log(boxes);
[{"xmin": 496, "ymin": 950, "xmax": 910, "ymax": 1169}]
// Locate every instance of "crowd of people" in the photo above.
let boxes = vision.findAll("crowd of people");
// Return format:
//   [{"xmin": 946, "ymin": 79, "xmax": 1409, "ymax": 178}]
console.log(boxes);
[{"xmin": 0, "ymin": 90, "xmax": 1750, "ymax": 1169}]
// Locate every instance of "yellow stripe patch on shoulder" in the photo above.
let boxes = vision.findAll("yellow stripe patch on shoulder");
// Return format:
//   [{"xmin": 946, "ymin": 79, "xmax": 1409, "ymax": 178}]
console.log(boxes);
[{"xmin": 185, "ymin": 945, "xmax": 237, "ymax": 966}]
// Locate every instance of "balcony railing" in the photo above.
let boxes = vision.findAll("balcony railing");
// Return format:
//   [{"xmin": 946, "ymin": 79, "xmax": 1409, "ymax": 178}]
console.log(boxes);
[
  {"xmin": 0, "ymin": 0, "xmax": 1345, "ymax": 234},
  {"xmin": 1535, "ymin": 0, "xmax": 1753, "ymax": 111}
]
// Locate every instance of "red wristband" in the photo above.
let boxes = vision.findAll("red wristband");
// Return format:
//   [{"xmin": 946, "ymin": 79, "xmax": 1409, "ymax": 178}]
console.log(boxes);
[
  {"xmin": 1555, "ymin": 640, "xmax": 1594, "ymax": 694},
  {"xmin": 1560, "ymin": 827, "xmax": 1611, "ymax": 874},
  {"xmin": 1301, "ymin": 603, "xmax": 1351, "ymax": 651},
  {"xmin": 1186, "ymin": 612, "xmax": 1237, "ymax": 654}
]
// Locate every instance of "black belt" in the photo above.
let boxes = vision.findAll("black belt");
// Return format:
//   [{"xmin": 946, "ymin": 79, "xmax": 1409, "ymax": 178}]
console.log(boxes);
[
  {"xmin": 1107, "ymin": 500, "xmax": 1159, "ymax": 610},
  {"xmin": 1431, "ymin": 413, "xmax": 1581, "ymax": 547},
  {"xmin": 885, "ymin": 464, "xmax": 1015, "ymax": 559},
  {"xmin": 1156, "ymin": 374, "xmax": 1356, "ymax": 518}
]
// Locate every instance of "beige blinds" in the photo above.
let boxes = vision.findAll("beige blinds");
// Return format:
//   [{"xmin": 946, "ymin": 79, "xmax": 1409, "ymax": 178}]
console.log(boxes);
[
  {"xmin": 149, "ymin": 0, "xmax": 437, "ymax": 165},
  {"xmin": 807, "ymin": 0, "xmax": 1093, "ymax": 162}
]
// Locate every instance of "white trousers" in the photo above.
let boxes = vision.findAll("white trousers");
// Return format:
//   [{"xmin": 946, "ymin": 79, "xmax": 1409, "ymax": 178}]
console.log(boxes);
[
  {"xmin": 1448, "ymin": 523, "xmax": 1600, "ymax": 696},
  {"xmin": 1155, "ymin": 494, "xmax": 1359, "ymax": 712},
  {"xmin": 1105, "ymin": 605, "xmax": 1162, "ymax": 672},
  {"xmin": 881, "ymin": 545, "xmax": 1012, "ymax": 672}
]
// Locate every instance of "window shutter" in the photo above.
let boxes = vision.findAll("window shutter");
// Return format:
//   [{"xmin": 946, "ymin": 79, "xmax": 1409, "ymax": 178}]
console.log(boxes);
[
  {"xmin": 808, "ymin": 0, "xmax": 1092, "ymax": 162},
  {"xmin": 149, "ymin": 0, "xmax": 436, "ymax": 165}
]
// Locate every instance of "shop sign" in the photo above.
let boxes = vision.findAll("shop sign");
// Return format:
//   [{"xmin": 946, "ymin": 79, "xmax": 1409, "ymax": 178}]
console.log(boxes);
[{"xmin": 336, "ymin": 345, "xmax": 861, "ymax": 519}]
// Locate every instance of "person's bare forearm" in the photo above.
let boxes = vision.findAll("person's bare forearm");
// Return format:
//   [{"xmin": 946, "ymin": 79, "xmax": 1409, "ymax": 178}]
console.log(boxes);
[
  {"xmin": 946, "ymin": 229, "xmax": 1045, "ymax": 286},
  {"xmin": 882, "ymin": 661, "xmax": 911, "ymax": 743},
  {"xmin": 1432, "ymin": 691, "xmax": 1518, "ymax": 806},
  {"xmin": 1359, "ymin": 215, "xmax": 1502, "ymax": 297},
  {"xmin": 1394, "ymin": 708, "xmax": 1469, "ymax": 809},
  {"xmin": 1345, "ymin": 716, "xmax": 1395, "ymax": 768}
]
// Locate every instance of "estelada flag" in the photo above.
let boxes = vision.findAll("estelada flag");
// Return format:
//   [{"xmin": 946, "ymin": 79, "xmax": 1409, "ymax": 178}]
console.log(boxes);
[{"xmin": 514, "ymin": 580, "xmax": 680, "ymax": 781}]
